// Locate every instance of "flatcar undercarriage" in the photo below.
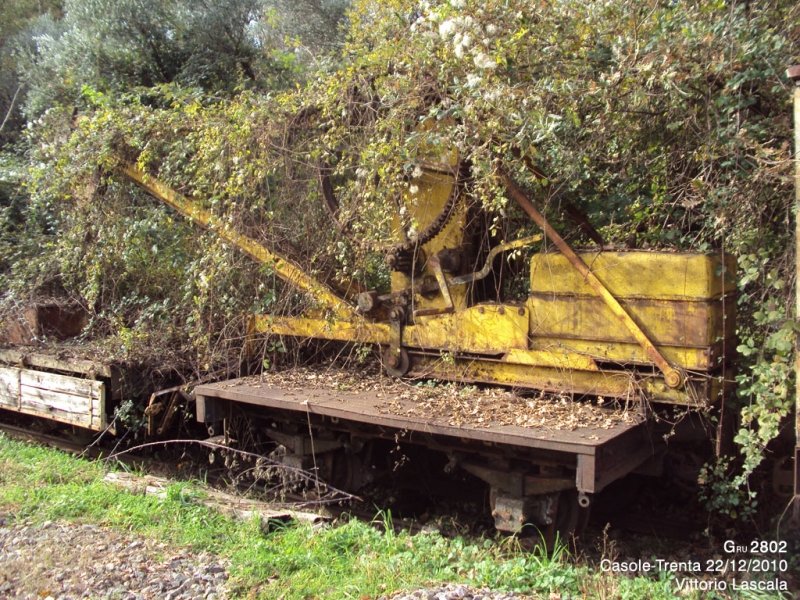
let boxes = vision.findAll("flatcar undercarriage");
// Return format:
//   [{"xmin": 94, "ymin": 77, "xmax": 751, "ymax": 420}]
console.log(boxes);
[{"xmin": 193, "ymin": 374, "xmax": 658, "ymax": 540}]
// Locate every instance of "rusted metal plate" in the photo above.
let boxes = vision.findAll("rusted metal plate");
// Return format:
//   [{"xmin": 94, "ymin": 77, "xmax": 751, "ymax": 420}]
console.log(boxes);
[
  {"xmin": 576, "ymin": 455, "xmax": 596, "ymax": 493},
  {"xmin": 259, "ymin": 308, "xmax": 554, "ymax": 367},
  {"xmin": 195, "ymin": 379, "xmax": 645, "ymax": 456},
  {"xmin": 0, "ymin": 305, "xmax": 88, "ymax": 345},
  {"xmin": 527, "ymin": 337, "xmax": 722, "ymax": 371},
  {"xmin": 530, "ymin": 251, "xmax": 736, "ymax": 300},
  {"xmin": 408, "ymin": 353, "xmax": 715, "ymax": 406},
  {"xmin": 593, "ymin": 425, "xmax": 660, "ymax": 493},
  {"xmin": 504, "ymin": 175, "xmax": 685, "ymax": 388},
  {"xmin": 409, "ymin": 304, "xmax": 529, "ymax": 354},
  {"xmin": 527, "ymin": 294, "xmax": 734, "ymax": 350},
  {"xmin": 504, "ymin": 347, "xmax": 599, "ymax": 371}
]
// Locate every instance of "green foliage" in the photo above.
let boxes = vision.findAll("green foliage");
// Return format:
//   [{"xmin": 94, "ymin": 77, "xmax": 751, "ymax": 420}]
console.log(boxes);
[
  {"xmin": 0, "ymin": 152, "xmax": 27, "ymax": 284},
  {"xmin": 0, "ymin": 434, "xmax": 237, "ymax": 550},
  {"xmin": 265, "ymin": 0, "xmax": 350, "ymax": 57},
  {"xmin": 0, "ymin": 432, "xmax": 101, "ymax": 486},
  {"xmin": 309, "ymin": 0, "xmax": 797, "ymax": 249},
  {"xmin": 16, "ymin": 0, "xmax": 299, "ymax": 120},
  {"xmin": 2, "ymin": 84, "xmax": 359, "ymax": 369},
  {"xmin": 0, "ymin": 0, "xmax": 63, "ymax": 148},
  {"xmin": 698, "ymin": 457, "xmax": 757, "ymax": 522},
  {"xmin": 113, "ymin": 398, "xmax": 148, "ymax": 432}
]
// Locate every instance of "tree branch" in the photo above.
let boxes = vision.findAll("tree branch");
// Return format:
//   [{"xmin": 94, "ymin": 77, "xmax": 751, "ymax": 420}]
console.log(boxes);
[{"xmin": 0, "ymin": 84, "xmax": 22, "ymax": 134}]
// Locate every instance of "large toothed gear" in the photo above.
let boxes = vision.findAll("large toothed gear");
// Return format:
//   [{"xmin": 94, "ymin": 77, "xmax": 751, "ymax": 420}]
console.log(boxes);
[{"xmin": 319, "ymin": 162, "xmax": 464, "ymax": 270}]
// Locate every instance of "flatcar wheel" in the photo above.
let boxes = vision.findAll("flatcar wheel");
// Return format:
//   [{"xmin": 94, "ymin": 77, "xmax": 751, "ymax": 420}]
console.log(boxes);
[
  {"xmin": 550, "ymin": 490, "xmax": 578, "ymax": 544},
  {"xmin": 324, "ymin": 450, "xmax": 355, "ymax": 491},
  {"xmin": 544, "ymin": 490, "xmax": 589, "ymax": 548}
]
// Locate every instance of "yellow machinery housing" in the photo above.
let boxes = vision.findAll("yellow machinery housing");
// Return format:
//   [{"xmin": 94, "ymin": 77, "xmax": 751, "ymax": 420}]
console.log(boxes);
[{"xmin": 126, "ymin": 159, "xmax": 733, "ymax": 408}]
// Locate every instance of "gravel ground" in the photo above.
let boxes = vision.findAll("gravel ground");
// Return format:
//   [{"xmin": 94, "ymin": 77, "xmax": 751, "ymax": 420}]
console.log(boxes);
[
  {"xmin": 385, "ymin": 585, "xmax": 536, "ymax": 600},
  {"xmin": 6, "ymin": 512, "xmax": 798, "ymax": 600},
  {"xmin": 0, "ymin": 515, "xmax": 537, "ymax": 600},
  {"xmin": 0, "ymin": 516, "xmax": 229, "ymax": 600}
]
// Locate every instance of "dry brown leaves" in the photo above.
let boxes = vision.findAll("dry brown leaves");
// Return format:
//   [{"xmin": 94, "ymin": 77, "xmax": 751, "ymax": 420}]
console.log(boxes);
[{"xmin": 236, "ymin": 366, "xmax": 639, "ymax": 431}]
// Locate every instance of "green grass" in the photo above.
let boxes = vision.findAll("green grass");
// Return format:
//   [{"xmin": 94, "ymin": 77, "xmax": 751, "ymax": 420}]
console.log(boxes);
[{"xmin": 0, "ymin": 433, "xmax": 787, "ymax": 599}]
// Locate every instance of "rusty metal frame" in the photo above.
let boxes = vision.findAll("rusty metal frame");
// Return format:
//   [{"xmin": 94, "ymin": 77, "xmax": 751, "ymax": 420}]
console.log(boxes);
[
  {"xmin": 145, "ymin": 384, "xmax": 191, "ymax": 436},
  {"xmin": 194, "ymin": 379, "xmax": 642, "ymax": 455},
  {"xmin": 193, "ymin": 376, "xmax": 656, "ymax": 531},
  {"xmin": 460, "ymin": 462, "xmax": 575, "ymax": 496},
  {"xmin": 119, "ymin": 154, "xmax": 725, "ymax": 407}
]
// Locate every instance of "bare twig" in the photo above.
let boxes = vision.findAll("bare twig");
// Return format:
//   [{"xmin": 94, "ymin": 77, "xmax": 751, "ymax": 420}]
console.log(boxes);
[
  {"xmin": 79, "ymin": 414, "xmax": 119, "ymax": 459},
  {"xmin": 104, "ymin": 438, "xmax": 362, "ymax": 503},
  {"xmin": 0, "ymin": 85, "xmax": 22, "ymax": 134}
]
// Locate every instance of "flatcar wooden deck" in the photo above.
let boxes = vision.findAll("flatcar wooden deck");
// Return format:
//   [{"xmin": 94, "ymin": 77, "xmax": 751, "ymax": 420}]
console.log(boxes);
[{"xmin": 195, "ymin": 378, "xmax": 658, "ymax": 494}]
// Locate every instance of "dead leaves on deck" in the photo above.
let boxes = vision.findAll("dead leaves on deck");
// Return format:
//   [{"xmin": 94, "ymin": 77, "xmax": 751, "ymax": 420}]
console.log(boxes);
[{"xmin": 233, "ymin": 366, "xmax": 639, "ymax": 432}]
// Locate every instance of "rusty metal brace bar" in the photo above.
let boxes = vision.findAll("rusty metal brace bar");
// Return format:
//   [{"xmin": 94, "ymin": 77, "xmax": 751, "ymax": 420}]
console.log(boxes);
[{"xmin": 500, "ymin": 169, "xmax": 683, "ymax": 389}]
